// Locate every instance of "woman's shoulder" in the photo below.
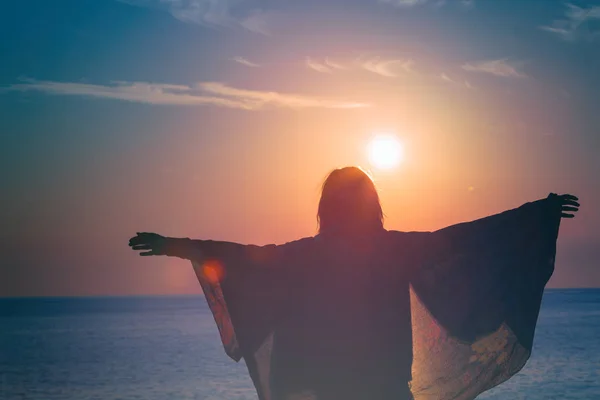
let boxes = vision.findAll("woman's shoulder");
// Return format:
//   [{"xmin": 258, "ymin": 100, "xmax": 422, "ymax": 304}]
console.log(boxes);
[
  {"xmin": 280, "ymin": 235, "xmax": 317, "ymax": 252},
  {"xmin": 385, "ymin": 229, "xmax": 432, "ymax": 241}
]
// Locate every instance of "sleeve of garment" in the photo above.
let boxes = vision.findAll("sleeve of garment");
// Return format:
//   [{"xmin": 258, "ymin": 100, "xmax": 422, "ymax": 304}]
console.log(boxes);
[
  {"xmin": 167, "ymin": 238, "xmax": 311, "ymax": 363},
  {"xmin": 404, "ymin": 193, "xmax": 562, "ymax": 400}
]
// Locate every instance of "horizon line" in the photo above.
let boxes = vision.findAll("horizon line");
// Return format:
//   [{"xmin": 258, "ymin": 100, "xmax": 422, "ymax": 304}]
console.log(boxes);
[{"xmin": 2, "ymin": 287, "xmax": 599, "ymax": 300}]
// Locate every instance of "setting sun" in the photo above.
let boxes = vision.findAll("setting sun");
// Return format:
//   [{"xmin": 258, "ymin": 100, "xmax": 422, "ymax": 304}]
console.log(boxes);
[{"xmin": 368, "ymin": 134, "xmax": 403, "ymax": 170}]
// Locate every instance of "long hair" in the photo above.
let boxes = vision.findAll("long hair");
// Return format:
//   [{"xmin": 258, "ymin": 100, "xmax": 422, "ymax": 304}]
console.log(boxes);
[{"xmin": 317, "ymin": 166, "xmax": 384, "ymax": 236}]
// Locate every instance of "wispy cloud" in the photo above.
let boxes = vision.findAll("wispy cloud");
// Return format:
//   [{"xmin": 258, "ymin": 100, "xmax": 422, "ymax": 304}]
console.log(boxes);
[
  {"xmin": 357, "ymin": 57, "xmax": 414, "ymax": 77},
  {"xmin": 325, "ymin": 58, "xmax": 347, "ymax": 70},
  {"xmin": 440, "ymin": 72, "xmax": 455, "ymax": 83},
  {"xmin": 306, "ymin": 56, "xmax": 416, "ymax": 77},
  {"xmin": 304, "ymin": 57, "xmax": 349, "ymax": 73},
  {"xmin": 378, "ymin": 0, "xmax": 428, "ymax": 7},
  {"xmin": 232, "ymin": 56, "xmax": 260, "ymax": 68},
  {"xmin": 239, "ymin": 11, "xmax": 273, "ymax": 36},
  {"xmin": 118, "ymin": 0, "xmax": 272, "ymax": 35},
  {"xmin": 540, "ymin": 3, "xmax": 600, "ymax": 41},
  {"xmin": 4, "ymin": 79, "xmax": 369, "ymax": 110},
  {"xmin": 462, "ymin": 59, "xmax": 526, "ymax": 78},
  {"xmin": 439, "ymin": 73, "xmax": 475, "ymax": 89},
  {"xmin": 379, "ymin": 0, "xmax": 475, "ymax": 7},
  {"xmin": 305, "ymin": 55, "xmax": 416, "ymax": 77},
  {"xmin": 305, "ymin": 58, "xmax": 332, "ymax": 73},
  {"xmin": 198, "ymin": 82, "xmax": 369, "ymax": 108}
]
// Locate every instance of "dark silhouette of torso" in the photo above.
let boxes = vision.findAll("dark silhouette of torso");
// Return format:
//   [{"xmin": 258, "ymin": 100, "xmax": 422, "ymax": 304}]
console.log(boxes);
[{"xmin": 269, "ymin": 231, "xmax": 415, "ymax": 400}]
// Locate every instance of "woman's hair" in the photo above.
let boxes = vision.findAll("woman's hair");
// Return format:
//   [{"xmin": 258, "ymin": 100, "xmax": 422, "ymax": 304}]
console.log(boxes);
[{"xmin": 317, "ymin": 166, "xmax": 384, "ymax": 236}]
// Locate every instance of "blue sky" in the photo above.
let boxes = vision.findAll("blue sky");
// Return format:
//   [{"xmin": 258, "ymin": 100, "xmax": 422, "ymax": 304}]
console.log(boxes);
[{"xmin": 1, "ymin": 0, "xmax": 600, "ymax": 296}]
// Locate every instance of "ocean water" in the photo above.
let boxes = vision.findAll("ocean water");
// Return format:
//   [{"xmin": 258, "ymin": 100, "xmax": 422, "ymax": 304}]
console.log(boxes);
[{"xmin": 1, "ymin": 289, "xmax": 599, "ymax": 400}]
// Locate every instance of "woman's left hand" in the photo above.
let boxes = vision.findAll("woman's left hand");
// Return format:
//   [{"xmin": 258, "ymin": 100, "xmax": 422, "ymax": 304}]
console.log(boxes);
[{"xmin": 557, "ymin": 194, "xmax": 580, "ymax": 219}]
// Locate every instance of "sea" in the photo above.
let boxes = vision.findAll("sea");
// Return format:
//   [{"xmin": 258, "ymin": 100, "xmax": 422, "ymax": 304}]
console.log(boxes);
[{"xmin": 1, "ymin": 289, "xmax": 599, "ymax": 400}]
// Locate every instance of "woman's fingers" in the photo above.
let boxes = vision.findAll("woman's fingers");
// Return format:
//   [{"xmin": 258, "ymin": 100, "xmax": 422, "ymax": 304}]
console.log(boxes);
[
  {"xmin": 129, "ymin": 239, "xmax": 148, "ymax": 247},
  {"xmin": 560, "ymin": 194, "xmax": 578, "ymax": 201},
  {"xmin": 556, "ymin": 194, "xmax": 580, "ymax": 219},
  {"xmin": 561, "ymin": 199, "xmax": 580, "ymax": 207},
  {"xmin": 139, "ymin": 250, "xmax": 156, "ymax": 256},
  {"xmin": 557, "ymin": 194, "xmax": 580, "ymax": 210},
  {"xmin": 129, "ymin": 235, "xmax": 146, "ymax": 246},
  {"xmin": 561, "ymin": 206, "xmax": 579, "ymax": 212},
  {"xmin": 132, "ymin": 244, "xmax": 152, "ymax": 250}
]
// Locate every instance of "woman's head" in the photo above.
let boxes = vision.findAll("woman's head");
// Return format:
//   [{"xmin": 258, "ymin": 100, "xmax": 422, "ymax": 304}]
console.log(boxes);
[{"xmin": 317, "ymin": 166, "xmax": 384, "ymax": 236}]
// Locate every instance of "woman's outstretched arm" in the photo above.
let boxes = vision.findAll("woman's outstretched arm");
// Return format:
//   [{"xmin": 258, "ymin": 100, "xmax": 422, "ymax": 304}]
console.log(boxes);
[
  {"xmin": 128, "ymin": 232, "xmax": 254, "ymax": 261},
  {"xmin": 129, "ymin": 232, "xmax": 313, "ymax": 364},
  {"xmin": 128, "ymin": 232, "xmax": 312, "ymax": 274},
  {"xmin": 404, "ymin": 193, "xmax": 580, "ymax": 399}
]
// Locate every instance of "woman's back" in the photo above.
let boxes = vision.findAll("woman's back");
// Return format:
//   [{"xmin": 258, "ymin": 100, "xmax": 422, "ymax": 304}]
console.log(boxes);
[{"xmin": 269, "ymin": 232, "xmax": 415, "ymax": 400}]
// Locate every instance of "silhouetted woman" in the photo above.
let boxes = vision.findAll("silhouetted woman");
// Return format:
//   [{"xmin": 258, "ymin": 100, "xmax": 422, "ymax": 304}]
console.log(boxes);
[{"xmin": 129, "ymin": 166, "xmax": 579, "ymax": 400}]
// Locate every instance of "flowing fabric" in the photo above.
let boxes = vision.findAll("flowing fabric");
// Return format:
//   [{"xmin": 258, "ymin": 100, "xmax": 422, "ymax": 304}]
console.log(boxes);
[{"xmin": 188, "ymin": 194, "xmax": 562, "ymax": 400}]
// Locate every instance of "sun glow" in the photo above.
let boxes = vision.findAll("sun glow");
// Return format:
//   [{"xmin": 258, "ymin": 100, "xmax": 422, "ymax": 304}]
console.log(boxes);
[{"xmin": 368, "ymin": 134, "xmax": 403, "ymax": 170}]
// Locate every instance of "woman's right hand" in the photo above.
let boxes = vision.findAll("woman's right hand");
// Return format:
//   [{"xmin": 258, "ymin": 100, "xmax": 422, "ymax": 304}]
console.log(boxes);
[{"xmin": 129, "ymin": 232, "xmax": 169, "ymax": 256}]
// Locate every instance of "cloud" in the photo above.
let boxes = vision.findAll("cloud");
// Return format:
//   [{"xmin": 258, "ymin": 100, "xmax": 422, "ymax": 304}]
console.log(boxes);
[
  {"xmin": 461, "ymin": 59, "xmax": 526, "ymax": 78},
  {"xmin": 439, "ymin": 73, "xmax": 475, "ymax": 89},
  {"xmin": 378, "ymin": 0, "xmax": 428, "ymax": 7},
  {"xmin": 379, "ymin": 0, "xmax": 475, "ymax": 8},
  {"xmin": 232, "ymin": 56, "xmax": 260, "ymax": 68},
  {"xmin": 118, "ymin": 0, "xmax": 272, "ymax": 35},
  {"xmin": 239, "ymin": 11, "xmax": 273, "ymax": 36},
  {"xmin": 198, "ymin": 82, "xmax": 369, "ymax": 108},
  {"xmin": 304, "ymin": 57, "xmax": 348, "ymax": 73},
  {"xmin": 540, "ymin": 25, "xmax": 573, "ymax": 40},
  {"xmin": 540, "ymin": 3, "xmax": 600, "ymax": 41},
  {"xmin": 306, "ymin": 56, "xmax": 417, "ymax": 77},
  {"xmin": 4, "ymin": 79, "xmax": 369, "ymax": 110},
  {"xmin": 325, "ymin": 58, "xmax": 346, "ymax": 70},
  {"xmin": 305, "ymin": 55, "xmax": 416, "ymax": 77},
  {"xmin": 440, "ymin": 72, "xmax": 455, "ymax": 83},
  {"xmin": 357, "ymin": 57, "xmax": 414, "ymax": 77},
  {"xmin": 305, "ymin": 58, "xmax": 332, "ymax": 73},
  {"xmin": 5, "ymin": 79, "xmax": 252, "ymax": 108}
]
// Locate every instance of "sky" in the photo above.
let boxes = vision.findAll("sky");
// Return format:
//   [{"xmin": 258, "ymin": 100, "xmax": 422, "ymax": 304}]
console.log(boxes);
[{"xmin": 1, "ymin": 0, "xmax": 599, "ymax": 297}]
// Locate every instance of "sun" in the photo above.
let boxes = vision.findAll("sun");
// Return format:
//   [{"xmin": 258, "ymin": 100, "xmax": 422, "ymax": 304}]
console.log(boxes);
[{"xmin": 368, "ymin": 134, "xmax": 403, "ymax": 170}]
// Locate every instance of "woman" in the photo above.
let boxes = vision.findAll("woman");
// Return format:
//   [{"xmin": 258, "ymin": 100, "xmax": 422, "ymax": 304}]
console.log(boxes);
[{"xmin": 129, "ymin": 166, "xmax": 579, "ymax": 400}]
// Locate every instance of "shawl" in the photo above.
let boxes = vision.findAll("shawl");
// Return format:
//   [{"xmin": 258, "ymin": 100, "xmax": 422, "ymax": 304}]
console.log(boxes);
[{"xmin": 188, "ymin": 194, "xmax": 562, "ymax": 400}]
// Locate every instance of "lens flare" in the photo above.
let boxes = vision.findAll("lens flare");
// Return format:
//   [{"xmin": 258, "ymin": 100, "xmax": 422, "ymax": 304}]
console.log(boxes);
[{"xmin": 202, "ymin": 260, "xmax": 225, "ymax": 284}]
